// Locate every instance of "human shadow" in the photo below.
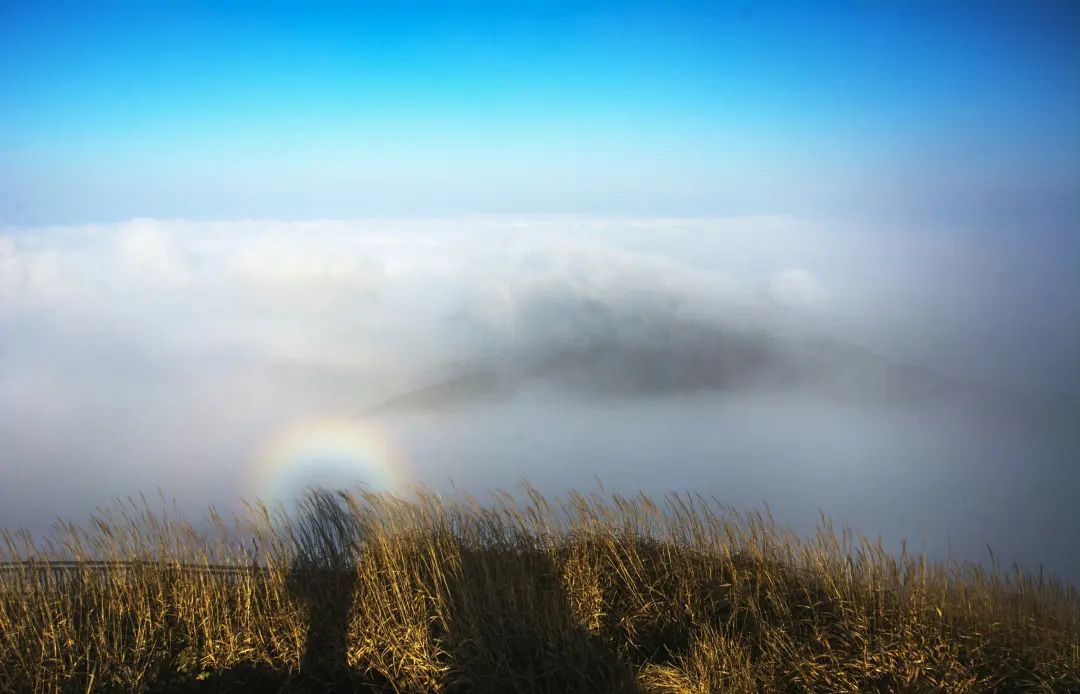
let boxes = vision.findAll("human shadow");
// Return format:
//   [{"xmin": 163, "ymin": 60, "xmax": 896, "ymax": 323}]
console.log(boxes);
[
  {"xmin": 435, "ymin": 543, "xmax": 640, "ymax": 693},
  {"xmin": 151, "ymin": 492, "xmax": 654, "ymax": 692},
  {"xmin": 283, "ymin": 489, "xmax": 364, "ymax": 691},
  {"xmin": 161, "ymin": 490, "xmax": 368, "ymax": 693}
]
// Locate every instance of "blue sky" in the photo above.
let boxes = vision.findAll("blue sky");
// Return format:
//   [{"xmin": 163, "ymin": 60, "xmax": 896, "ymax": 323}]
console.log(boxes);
[{"xmin": 1, "ymin": 1, "xmax": 1077, "ymax": 225}]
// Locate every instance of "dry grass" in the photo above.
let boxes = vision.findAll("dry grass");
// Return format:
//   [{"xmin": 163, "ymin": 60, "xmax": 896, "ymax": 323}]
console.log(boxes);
[{"xmin": 1, "ymin": 486, "xmax": 1077, "ymax": 692}]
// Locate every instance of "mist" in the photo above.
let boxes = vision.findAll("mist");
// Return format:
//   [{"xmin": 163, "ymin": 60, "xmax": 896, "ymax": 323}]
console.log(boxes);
[{"xmin": 1, "ymin": 216, "xmax": 1077, "ymax": 580}]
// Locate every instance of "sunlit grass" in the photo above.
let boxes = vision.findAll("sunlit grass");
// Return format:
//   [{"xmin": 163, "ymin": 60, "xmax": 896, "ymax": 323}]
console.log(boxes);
[{"xmin": 1, "ymin": 486, "xmax": 1077, "ymax": 692}]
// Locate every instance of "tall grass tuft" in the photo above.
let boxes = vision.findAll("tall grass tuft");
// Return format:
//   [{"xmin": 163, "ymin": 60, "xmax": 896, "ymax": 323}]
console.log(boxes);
[{"xmin": 1, "ymin": 486, "xmax": 1077, "ymax": 692}]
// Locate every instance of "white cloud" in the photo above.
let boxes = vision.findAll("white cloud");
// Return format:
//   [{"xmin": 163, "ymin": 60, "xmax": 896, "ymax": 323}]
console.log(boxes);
[
  {"xmin": 767, "ymin": 268, "xmax": 829, "ymax": 309},
  {"xmin": 0, "ymin": 237, "xmax": 19, "ymax": 296},
  {"xmin": 115, "ymin": 219, "xmax": 192, "ymax": 286},
  {"xmin": 0, "ymin": 214, "xmax": 1074, "ymax": 413},
  {"xmin": 2, "ymin": 216, "xmax": 1078, "ymax": 582},
  {"xmin": 0, "ymin": 217, "xmax": 805, "ymax": 370}
]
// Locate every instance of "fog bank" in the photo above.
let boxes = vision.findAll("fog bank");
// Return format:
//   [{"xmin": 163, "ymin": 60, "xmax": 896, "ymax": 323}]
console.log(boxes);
[{"xmin": 1, "ymin": 216, "xmax": 1077, "ymax": 579}]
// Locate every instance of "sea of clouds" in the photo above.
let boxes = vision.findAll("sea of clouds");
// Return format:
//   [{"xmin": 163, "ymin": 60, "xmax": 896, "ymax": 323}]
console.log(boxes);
[{"xmin": 1, "ymin": 216, "xmax": 1077, "ymax": 579}]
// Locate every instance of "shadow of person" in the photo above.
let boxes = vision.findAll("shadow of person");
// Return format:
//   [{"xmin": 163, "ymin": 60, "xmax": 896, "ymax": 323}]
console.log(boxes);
[
  {"xmin": 437, "ymin": 543, "xmax": 640, "ymax": 693},
  {"xmin": 284, "ymin": 489, "xmax": 363, "ymax": 692},
  {"xmin": 286, "ymin": 558, "xmax": 356, "ymax": 690},
  {"xmin": 153, "ymin": 491, "xmax": 649, "ymax": 692},
  {"xmin": 161, "ymin": 489, "xmax": 365, "ymax": 693}
]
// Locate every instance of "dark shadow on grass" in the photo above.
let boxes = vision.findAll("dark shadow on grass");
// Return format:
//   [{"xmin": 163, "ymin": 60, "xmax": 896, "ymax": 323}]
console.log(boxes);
[
  {"xmin": 151, "ymin": 490, "xmax": 374, "ymax": 693},
  {"xmin": 284, "ymin": 489, "xmax": 364, "ymax": 690},
  {"xmin": 436, "ymin": 545, "xmax": 640, "ymax": 693},
  {"xmin": 149, "ymin": 491, "xmax": 640, "ymax": 692}
]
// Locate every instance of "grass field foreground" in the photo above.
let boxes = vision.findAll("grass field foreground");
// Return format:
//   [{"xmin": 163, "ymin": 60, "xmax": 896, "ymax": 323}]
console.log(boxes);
[{"xmin": 1, "ymin": 486, "xmax": 1077, "ymax": 692}]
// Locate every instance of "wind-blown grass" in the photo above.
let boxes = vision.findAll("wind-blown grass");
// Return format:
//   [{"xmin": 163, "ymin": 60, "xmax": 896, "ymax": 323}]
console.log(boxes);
[{"xmin": 1, "ymin": 486, "xmax": 1077, "ymax": 692}]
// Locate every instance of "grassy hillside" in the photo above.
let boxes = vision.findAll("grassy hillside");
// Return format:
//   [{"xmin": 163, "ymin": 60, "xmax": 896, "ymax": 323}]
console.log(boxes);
[{"xmin": 1, "ymin": 487, "xmax": 1077, "ymax": 692}]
